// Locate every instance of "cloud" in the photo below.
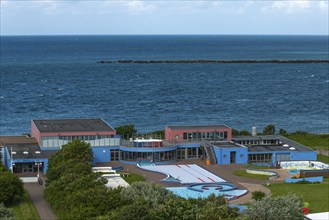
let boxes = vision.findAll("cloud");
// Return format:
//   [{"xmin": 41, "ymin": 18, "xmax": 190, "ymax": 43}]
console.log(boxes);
[
  {"xmin": 262, "ymin": 0, "xmax": 311, "ymax": 13},
  {"xmin": 318, "ymin": 1, "xmax": 328, "ymax": 11},
  {"xmin": 125, "ymin": 0, "xmax": 155, "ymax": 13}
]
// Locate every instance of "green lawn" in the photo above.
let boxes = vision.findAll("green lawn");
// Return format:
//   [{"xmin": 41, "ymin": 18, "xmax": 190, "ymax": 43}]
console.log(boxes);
[
  {"xmin": 285, "ymin": 133, "xmax": 329, "ymax": 150},
  {"xmin": 317, "ymin": 154, "xmax": 329, "ymax": 164},
  {"xmin": 10, "ymin": 192, "xmax": 40, "ymax": 220},
  {"xmin": 268, "ymin": 183, "xmax": 329, "ymax": 213},
  {"xmin": 120, "ymin": 172, "xmax": 145, "ymax": 184},
  {"xmin": 245, "ymin": 164, "xmax": 273, "ymax": 169},
  {"xmin": 232, "ymin": 170, "xmax": 269, "ymax": 180}
]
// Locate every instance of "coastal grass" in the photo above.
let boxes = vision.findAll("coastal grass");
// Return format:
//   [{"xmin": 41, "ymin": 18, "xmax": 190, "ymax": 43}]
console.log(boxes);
[
  {"xmin": 10, "ymin": 192, "xmax": 40, "ymax": 220},
  {"xmin": 268, "ymin": 183, "xmax": 329, "ymax": 213},
  {"xmin": 317, "ymin": 154, "xmax": 329, "ymax": 164},
  {"xmin": 285, "ymin": 133, "xmax": 329, "ymax": 150},
  {"xmin": 232, "ymin": 170, "xmax": 269, "ymax": 180},
  {"xmin": 120, "ymin": 172, "xmax": 145, "ymax": 184}
]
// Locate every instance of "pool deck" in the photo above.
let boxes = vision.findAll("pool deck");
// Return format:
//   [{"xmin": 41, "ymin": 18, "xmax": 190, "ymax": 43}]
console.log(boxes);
[{"xmin": 100, "ymin": 160, "xmax": 293, "ymax": 204}]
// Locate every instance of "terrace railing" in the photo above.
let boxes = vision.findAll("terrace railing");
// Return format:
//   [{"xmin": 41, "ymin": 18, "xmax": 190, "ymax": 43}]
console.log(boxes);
[{"xmin": 201, "ymin": 142, "xmax": 217, "ymax": 165}]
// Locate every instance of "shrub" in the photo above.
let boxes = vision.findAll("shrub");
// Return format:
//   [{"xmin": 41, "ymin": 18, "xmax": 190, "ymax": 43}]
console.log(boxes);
[
  {"xmin": 0, "ymin": 171, "xmax": 24, "ymax": 206},
  {"xmin": 252, "ymin": 191, "xmax": 266, "ymax": 201},
  {"xmin": 0, "ymin": 203, "xmax": 15, "ymax": 220}
]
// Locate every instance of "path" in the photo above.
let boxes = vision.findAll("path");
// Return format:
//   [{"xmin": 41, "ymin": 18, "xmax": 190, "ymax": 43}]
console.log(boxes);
[{"xmin": 24, "ymin": 183, "xmax": 56, "ymax": 220}]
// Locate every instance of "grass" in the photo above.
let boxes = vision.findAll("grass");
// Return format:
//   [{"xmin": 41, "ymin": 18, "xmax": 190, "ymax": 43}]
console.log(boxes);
[
  {"xmin": 285, "ymin": 133, "xmax": 329, "ymax": 150},
  {"xmin": 268, "ymin": 183, "xmax": 329, "ymax": 213},
  {"xmin": 323, "ymin": 177, "xmax": 328, "ymax": 182},
  {"xmin": 317, "ymin": 154, "xmax": 329, "ymax": 164},
  {"xmin": 245, "ymin": 164, "xmax": 272, "ymax": 170},
  {"xmin": 232, "ymin": 170, "xmax": 270, "ymax": 180},
  {"xmin": 120, "ymin": 172, "xmax": 145, "ymax": 184},
  {"xmin": 9, "ymin": 192, "xmax": 40, "ymax": 220}
]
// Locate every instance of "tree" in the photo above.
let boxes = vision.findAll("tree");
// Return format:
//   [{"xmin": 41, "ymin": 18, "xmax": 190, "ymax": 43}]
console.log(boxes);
[
  {"xmin": 0, "ymin": 203, "xmax": 15, "ymax": 220},
  {"xmin": 263, "ymin": 124, "xmax": 276, "ymax": 135},
  {"xmin": 251, "ymin": 191, "xmax": 266, "ymax": 201},
  {"xmin": 239, "ymin": 130, "xmax": 251, "ymax": 136},
  {"xmin": 246, "ymin": 193, "xmax": 303, "ymax": 220},
  {"xmin": 279, "ymin": 128, "xmax": 288, "ymax": 136},
  {"xmin": 0, "ymin": 172, "xmax": 24, "ymax": 206},
  {"xmin": 115, "ymin": 124, "xmax": 137, "ymax": 138}
]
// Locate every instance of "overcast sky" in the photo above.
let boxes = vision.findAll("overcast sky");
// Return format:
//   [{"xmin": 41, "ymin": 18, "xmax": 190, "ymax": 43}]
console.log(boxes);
[{"xmin": 1, "ymin": 0, "xmax": 328, "ymax": 35}]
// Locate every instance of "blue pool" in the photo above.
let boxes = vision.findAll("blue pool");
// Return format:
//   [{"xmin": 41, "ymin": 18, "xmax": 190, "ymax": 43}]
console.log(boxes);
[
  {"xmin": 167, "ymin": 185, "xmax": 248, "ymax": 200},
  {"xmin": 288, "ymin": 169, "xmax": 300, "ymax": 175}
]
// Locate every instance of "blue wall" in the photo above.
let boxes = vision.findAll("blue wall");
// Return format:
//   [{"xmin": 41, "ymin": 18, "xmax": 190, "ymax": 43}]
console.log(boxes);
[
  {"xmin": 213, "ymin": 146, "xmax": 248, "ymax": 165},
  {"xmin": 92, "ymin": 146, "xmax": 112, "ymax": 164},
  {"xmin": 290, "ymin": 151, "xmax": 317, "ymax": 161},
  {"xmin": 285, "ymin": 176, "xmax": 323, "ymax": 183}
]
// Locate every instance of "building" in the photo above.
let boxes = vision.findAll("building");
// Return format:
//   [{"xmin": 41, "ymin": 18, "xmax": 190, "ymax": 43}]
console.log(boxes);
[
  {"xmin": 1, "ymin": 136, "xmax": 56, "ymax": 174},
  {"xmin": 1, "ymin": 119, "xmax": 318, "ymax": 174}
]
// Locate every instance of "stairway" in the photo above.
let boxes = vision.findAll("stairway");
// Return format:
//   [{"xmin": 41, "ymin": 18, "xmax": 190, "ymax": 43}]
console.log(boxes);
[{"xmin": 201, "ymin": 142, "xmax": 217, "ymax": 165}]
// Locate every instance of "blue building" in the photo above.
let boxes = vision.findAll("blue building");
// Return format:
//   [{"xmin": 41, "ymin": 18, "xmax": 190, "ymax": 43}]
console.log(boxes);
[{"xmin": 0, "ymin": 120, "xmax": 318, "ymax": 175}]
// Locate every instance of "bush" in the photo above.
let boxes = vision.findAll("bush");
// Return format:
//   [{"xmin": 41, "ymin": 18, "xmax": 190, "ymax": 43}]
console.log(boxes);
[
  {"xmin": 246, "ymin": 193, "xmax": 304, "ymax": 220},
  {"xmin": 0, "ymin": 203, "xmax": 15, "ymax": 220},
  {"xmin": 252, "ymin": 191, "xmax": 266, "ymax": 201},
  {"xmin": 0, "ymin": 171, "xmax": 24, "ymax": 206}
]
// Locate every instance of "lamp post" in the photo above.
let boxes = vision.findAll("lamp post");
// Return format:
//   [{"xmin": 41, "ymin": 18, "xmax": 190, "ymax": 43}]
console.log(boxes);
[
  {"xmin": 35, "ymin": 151, "xmax": 41, "ymax": 177},
  {"xmin": 11, "ymin": 146, "xmax": 16, "ymax": 173}
]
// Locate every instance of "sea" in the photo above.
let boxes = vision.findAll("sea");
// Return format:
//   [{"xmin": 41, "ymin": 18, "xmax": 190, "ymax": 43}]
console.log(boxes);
[{"xmin": 0, "ymin": 35, "xmax": 328, "ymax": 135}]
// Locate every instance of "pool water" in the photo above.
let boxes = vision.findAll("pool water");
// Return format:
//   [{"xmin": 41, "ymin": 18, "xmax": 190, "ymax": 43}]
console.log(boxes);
[
  {"xmin": 167, "ymin": 187, "xmax": 248, "ymax": 200},
  {"xmin": 288, "ymin": 169, "xmax": 300, "ymax": 175}
]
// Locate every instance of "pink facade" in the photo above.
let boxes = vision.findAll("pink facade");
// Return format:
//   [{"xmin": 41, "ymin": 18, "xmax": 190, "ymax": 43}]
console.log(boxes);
[{"xmin": 165, "ymin": 126, "xmax": 232, "ymax": 143}]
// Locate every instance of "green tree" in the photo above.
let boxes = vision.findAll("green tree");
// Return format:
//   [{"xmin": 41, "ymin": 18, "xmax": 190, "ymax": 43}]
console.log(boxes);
[
  {"xmin": 251, "ymin": 191, "xmax": 266, "ymax": 201},
  {"xmin": 239, "ymin": 130, "xmax": 251, "ymax": 136},
  {"xmin": 0, "ymin": 203, "xmax": 15, "ymax": 220},
  {"xmin": 115, "ymin": 124, "xmax": 137, "ymax": 138},
  {"xmin": 232, "ymin": 129, "xmax": 239, "ymax": 136},
  {"xmin": 246, "ymin": 193, "xmax": 303, "ymax": 220},
  {"xmin": 0, "ymin": 172, "xmax": 24, "ymax": 206},
  {"xmin": 279, "ymin": 128, "xmax": 288, "ymax": 136},
  {"xmin": 263, "ymin": 124, "xmax": 276, "ymax": 135}
]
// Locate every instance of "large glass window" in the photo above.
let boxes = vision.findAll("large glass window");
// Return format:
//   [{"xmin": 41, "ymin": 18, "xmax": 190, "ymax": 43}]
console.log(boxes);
[{"xmin": 248, "ymin": 154, "xmax": 272, "ymax": 164}]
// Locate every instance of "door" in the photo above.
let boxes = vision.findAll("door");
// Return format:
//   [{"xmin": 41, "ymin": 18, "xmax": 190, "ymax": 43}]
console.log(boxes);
[{"xmin": 230, "ymin": 151, "xmax": 236, "ymax": 164}]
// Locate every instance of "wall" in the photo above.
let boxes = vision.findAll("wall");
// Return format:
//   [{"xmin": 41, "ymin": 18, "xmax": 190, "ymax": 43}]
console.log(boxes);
[
  {"xmin": 92, "ymin": 146, "xmax": 112, "ymax": 165},
  {"xmin": 165, "ymin": 126, "xmax": 232, "ymax": 142},
  {"xmin": 285, "ymin": 176, "xmax": 323, "ymax": 183},
  {"xmin": 290, "ymin": 151, "xmax": 317, "ymax": 161},
  {"xmin": 213, "ymin": 146, "xmax": 248, "ymax": 165}
]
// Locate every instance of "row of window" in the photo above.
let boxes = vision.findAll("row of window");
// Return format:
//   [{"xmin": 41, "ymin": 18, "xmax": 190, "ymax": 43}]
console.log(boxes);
[
  {"xmin": 182, "ymin": 132, "xmax": 228, "ymax": 140},
  {"xmin": 238, "ymin": 139, "xmax": 280, "ymax": 146},
  {"xmin": 41, "ymin": 136, "xmax": 120, "ymax": 147},
  {"xmin": 248, "ymin": 154, "xmax": 272, "ymax": 163},
  {"xmin": 57, "ymin": 135, "xmax": 114, "ymax": 141},
  {"xmin": 113, "ymin": 147, "xmax": 205, "ymax": 162}
]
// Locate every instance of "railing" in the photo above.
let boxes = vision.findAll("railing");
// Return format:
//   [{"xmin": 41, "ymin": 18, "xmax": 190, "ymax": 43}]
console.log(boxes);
[{"xmin": 201, "ymin": 142, "xmax": 217, "ymax": 165}]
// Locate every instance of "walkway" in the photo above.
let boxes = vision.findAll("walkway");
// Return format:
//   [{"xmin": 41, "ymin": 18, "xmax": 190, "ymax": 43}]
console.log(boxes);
[{"xmin": 24, "ymin": 183, "xmax": 56, "ymax": 220}]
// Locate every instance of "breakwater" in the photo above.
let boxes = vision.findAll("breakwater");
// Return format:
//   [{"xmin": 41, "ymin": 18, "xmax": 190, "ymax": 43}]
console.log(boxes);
[{"xmin": 97, "ymin": 59, "xmax": 329, "ymax": 64}]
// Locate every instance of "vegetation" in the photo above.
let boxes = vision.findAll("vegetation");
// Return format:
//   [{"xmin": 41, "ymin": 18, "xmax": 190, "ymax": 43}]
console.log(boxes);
[
  {"xmin": 268, "ymin": 183, "xmax": 329, "ymax": 213},
  {"xmin": 262, "ymin": 124, "xmax": 276, "ymax": 135},
  {"xmin": 9, "ymin": 192, "xmax": 40, "ymax": 220},
  {"xmin": 115, "ymin": 124, "xmax": 137, "ymax": 138},
  {"xmin": 232, "ymin": 129, "xmax": 251, "ymax": 136},
  {"xmin": 246, "ymin": 193, "xmax": 304, "ymax": 220},
  {"xmin": 251, "ymin": 191, "xmax": 266, "ymax": 201},
  {"xmin": 120, "ymin": 172, "xmax": 145, "ymax": 184},
  {"xmin": 232, "ymin": 170, "xmax": 269, "ymax": 180},
  {"xmin": 0, "ymin": 203, "xmax": 15, "ymax": 220},
  {"xmin": 0, "ymin": 171, "xmax": 24, "ymax": 206},
  {"xmin": 317, "ymin": 154, "xmax": 329, "ymax": 164},
  {"xmin": 285, "ymin": 132, "xmax": 329, "ymax": 150}
]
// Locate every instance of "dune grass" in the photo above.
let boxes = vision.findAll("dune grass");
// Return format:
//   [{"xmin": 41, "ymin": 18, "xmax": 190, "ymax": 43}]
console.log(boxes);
[
  {"xmin": 10, "ymin": 192, "xmax": 40, "ymax": 220},
  {"xmin": 268, "ymin": 183, "xmax": 329, "ymax": 213},
  {"xmin": 285, "ymin": 133, "xmax": 329, "ymax": 150}
]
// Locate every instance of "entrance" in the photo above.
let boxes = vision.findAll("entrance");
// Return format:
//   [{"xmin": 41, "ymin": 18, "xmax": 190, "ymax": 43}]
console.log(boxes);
[
  {"xmin": 13, "ymin": 162, "xmax": 44, "ymax": 174},
  {"xmin": 230, "ymin": 151, "xmax": 236, "ymax": 164}
]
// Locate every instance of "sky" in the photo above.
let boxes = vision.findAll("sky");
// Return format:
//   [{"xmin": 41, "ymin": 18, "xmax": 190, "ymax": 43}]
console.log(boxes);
[{"xmin": 0, "ymin": 0, "xmax": 328, "ymax": 35}]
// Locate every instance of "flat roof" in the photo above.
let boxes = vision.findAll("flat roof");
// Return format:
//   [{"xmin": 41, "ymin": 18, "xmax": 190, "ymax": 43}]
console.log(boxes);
[
  {"xmin": 0, "ymin": 136, "xmax": 38, "ymax": 146},
  {"xmin": 212, "ymin": 142, "xmax": 242, "ymax": 148},
  {"xmin": 166, "ymin": 125, "xmax": 231, "ymax": 130},
  {"xmin": 10, "ymin": 145, "xmax": 57, "ymax": 159},
  {"xmin": 232, "ymin": 135, "xmax": 314, "ymax": 152},
  {"xmin": 232, "ymin": 135, "xmax": 281, "ymax": 141},
  {"xmin": 33, "ymin": 118, "xmax": 115, "ymax": 133}
]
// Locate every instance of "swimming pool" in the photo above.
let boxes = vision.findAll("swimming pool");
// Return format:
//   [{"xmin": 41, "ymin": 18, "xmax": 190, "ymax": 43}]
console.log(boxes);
[
  {"xmin": 167, "ymin": 187, "xmax": 247, "ymax": 200},
  {"xmin": 288, "ymin": 169, "xmax": 300, "ymax": 175}
]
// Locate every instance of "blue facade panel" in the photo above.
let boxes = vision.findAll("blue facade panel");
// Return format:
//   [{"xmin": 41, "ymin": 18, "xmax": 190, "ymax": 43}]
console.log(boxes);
[
  {"xmin": 92, "ymin": 147, "xmax": 113, "ymax": 164},
  {"xmin": 213, "ymin": 146, "xmax": 248, "ymax": 165},
  {"xmin": 290, "ymin": 151, "xmax": 317, "ymax": 161}
]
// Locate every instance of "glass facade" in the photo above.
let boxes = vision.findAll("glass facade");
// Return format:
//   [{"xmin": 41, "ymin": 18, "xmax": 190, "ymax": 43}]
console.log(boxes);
[
  {"xmin": 183, "ymin": 131, "xmax": 227, "ymax": 141},
  {"xmin": 41, "ymin": 136, "xmax": 120, "ymax": 148},
  {"xmin": 120, "ymin": 150, "xmax": 177, "ymax": 162},
  {"xmin": 248, "ymin": 153, "xmax": 272, "ymax": 164}
]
